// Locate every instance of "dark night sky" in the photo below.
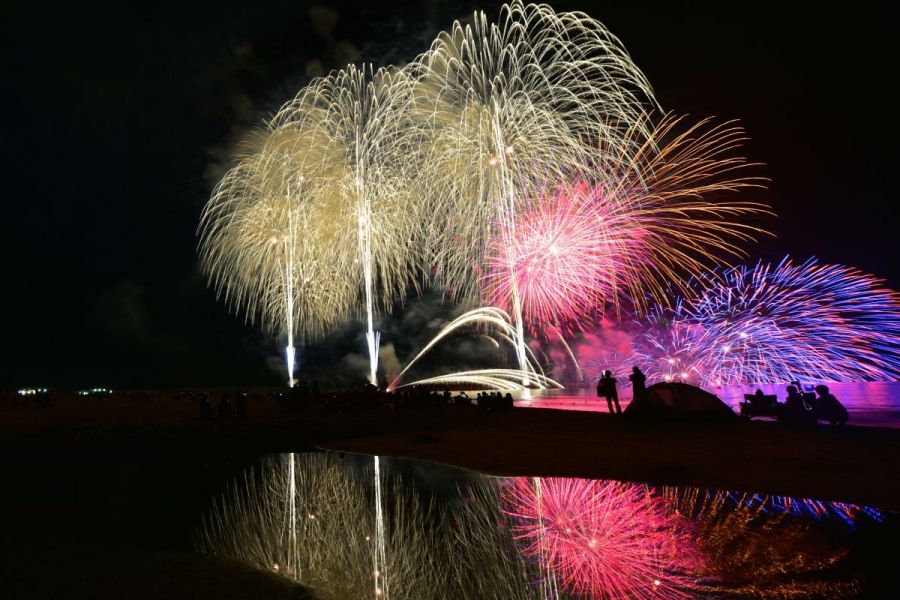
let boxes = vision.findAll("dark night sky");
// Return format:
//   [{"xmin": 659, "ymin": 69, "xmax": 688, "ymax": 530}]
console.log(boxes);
[{"xmin": 1, "ymin": 1, "xmax": 895, "ymax": 388}]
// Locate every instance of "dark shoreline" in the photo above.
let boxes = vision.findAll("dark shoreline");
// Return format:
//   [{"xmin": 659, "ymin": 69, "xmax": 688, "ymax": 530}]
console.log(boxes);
[{"xmin": 3, "ymin": 398, "xmax": 900, "ymax": 509}]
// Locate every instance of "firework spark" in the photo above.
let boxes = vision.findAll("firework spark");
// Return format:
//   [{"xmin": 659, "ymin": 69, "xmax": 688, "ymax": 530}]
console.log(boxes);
[
  {"xmin": 411, "ymin": 0, "xmax": 657, "ymax": 372},
  {"xmin": 638, "ymin": 257, "xmax": 900, "ymax": 385},
  {"xmin": 200, "ymin": 65, "xmax": 426, "ymax": 386},
  {"xmin": 198, "ymin": 128, "xmax": 356, "ymax": 385},
  {"xmin": 502, "ymin": 477, "xmax": 703, "ymax": 599},
  {"xmin": 481, "ymin": 115, "xmax": 768, "ymax": 338},
  {"xmin": 388, "ymin": 307, "xmax": 559, "ymax": 391}
]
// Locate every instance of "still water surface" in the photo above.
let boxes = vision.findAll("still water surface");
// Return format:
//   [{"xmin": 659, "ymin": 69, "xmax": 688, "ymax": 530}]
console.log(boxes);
[
  {"xmin": 2, "ymin": 449, "xmax": 895, "ymax": 598},
  {"xmin": 198, "ymin": 452, "xmax": 894, "ymax": 599},
  {"xmin": 515, "ymin": 381, "xmax": 900, "ymax": 428}
]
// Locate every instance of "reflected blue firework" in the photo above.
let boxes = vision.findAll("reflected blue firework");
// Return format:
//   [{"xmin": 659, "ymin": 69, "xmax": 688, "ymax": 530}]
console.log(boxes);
[
  {"xmin": 637, "ymin": 257, "xmax": 900, "ymax": 386},
  {"xmin": 725, "ymin": 493, "xmax": 883, "ymax": 529}
]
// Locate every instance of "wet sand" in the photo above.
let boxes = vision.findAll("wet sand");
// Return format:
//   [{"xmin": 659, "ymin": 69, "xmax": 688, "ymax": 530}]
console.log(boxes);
[{"xmin": 3, "ymin": 395, "xmax": 900, "ymax": 509}]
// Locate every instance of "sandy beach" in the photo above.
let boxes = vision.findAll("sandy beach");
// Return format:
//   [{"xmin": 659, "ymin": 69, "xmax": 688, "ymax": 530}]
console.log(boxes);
[{"xmin": 3, "ymin": 394, "xmax": 900, "ymax": 509}]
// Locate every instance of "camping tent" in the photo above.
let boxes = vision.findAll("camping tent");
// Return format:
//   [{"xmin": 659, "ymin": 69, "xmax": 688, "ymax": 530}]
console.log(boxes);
[{"xmin": 624, "ymin": 382, "xmax": 737, "ymax": 421}]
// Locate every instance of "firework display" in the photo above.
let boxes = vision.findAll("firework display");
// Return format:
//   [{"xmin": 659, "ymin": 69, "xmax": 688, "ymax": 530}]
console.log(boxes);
[
  {"xmin": 388, "ymin": 307, "xmax": 559, "ymax": 391},
  {"xmin": 665, "ymin": 487, "xmax": 867, "ymax": 598},
  {"xmin": 501, "ymin": 477, "xmax": 702, "ymax": 599},
  {"xmin": 481, "ymin": 116, "xmax": 766, "ymax": 335},
  {"xmin": 639, "ymin": 257, "xmax": 900, "ymax": 386},
  {"xmin": 409, "ymin": 0, "xmax": 655, "ymax": 370},
  {"xmin": 200, "ymin": 453, "xmax": 880, "ymax": 599},
  {"xmin": 200, "ymin": 65, "xmax": 426, "ymax": 385},
  {"xmin": 198, "ymin": 0, "xmax": 896, "ymax": 390}
]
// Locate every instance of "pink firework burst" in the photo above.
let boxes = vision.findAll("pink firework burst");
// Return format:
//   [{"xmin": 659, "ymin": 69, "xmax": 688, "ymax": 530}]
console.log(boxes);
[
  {"xmin": 502, "ymin": 477, "xmax": 703, "ymax": 599},
  {"xmin": 479, "ymin": 116, "xmax": 768, "ymax": 338},
  {"xmin": 481, "ymin": 182, "xmax": 628, "ymax": 334}
]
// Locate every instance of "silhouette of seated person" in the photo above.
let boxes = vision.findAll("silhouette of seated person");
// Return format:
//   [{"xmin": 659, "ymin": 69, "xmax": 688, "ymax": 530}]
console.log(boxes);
[
  {"xmin": 235, "ymin": 392, "xmax": 248, "ymax": 418},
  {"xmin": 748, "ymin": 388, "xmax": 777, "ymax": 410},
  {"xmin": 813, "ymin": 384, "xmax": 849, "ymax": 426},
  {"xmin": 288, "ymin": 382, "xmax": 307, "ymax": 411},
  {"xmin": 781, "ymin": 385, "xmax": 816, "ymax": 426},
  {"xmin": 751, "ymin": 388, "xmax": 767, "ymax": 405}
]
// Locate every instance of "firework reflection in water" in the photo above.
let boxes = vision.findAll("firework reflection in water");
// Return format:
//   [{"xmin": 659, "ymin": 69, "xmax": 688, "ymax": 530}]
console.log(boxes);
[
  {"xmin": 198, "ymin": 454, "xmax": 545, "ymax": 599},
  {"xmin": 501, "ymin": 477, "xmax": 703, "ymax": 599},
  {"xmin": 198, "ymin": 454, "xmax": 442, "ymax": 599},
  {"xmin": 665, "ymin": 486, "xmax": 868, "ymax": 598}
]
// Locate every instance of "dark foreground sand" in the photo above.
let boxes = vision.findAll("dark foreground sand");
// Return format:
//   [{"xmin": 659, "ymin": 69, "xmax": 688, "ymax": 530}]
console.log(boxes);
[
  {"xmin": 3, "ymin": 395, "xmax": 900, "ymax": 508},
  {"xmin": 0, "ymin": 542, "xmax": 312, "ymax": 600}
]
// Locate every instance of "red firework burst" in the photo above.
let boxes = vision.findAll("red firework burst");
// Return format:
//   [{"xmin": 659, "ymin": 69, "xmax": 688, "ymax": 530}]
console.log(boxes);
[{"xmin": 501, "ymin": 477, "xmax": 702, "ymax": 599}]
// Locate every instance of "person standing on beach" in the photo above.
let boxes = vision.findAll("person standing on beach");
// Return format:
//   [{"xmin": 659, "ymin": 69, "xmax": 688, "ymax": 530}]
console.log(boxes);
[
  {"xmin": 629, "ymin": 366, "xmax": 647, "ymax": 403},
  {"xmin": 597, "ymin": 370, "xmax": 621, "ymax": 414}
]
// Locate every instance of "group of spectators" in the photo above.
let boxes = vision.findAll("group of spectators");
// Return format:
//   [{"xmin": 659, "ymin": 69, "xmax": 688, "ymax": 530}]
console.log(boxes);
[
  {"xmin": 282, "ymin": 382, "xmax": 515, "ymax": 413},
  {"xmin": 180, "ymin": 381, "xmax": 517, "ymax": 418}
]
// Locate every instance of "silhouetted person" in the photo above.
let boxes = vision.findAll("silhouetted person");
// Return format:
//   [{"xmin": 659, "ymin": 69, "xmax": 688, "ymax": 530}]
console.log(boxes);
[
  {"xmin": 782, "ymin": 385, "xmax": 815, "ymax": 426},
  {"xmin": 235, "ymin": 392, "xmax": 248, "ymax": 419},
  {"xmin": 597, "ymin": 370, "xmax": 621, "ymax": 414},
  {"xmin": 750, "ymin": 388, "xmax": 768, "ymax": 409},
  {"xmin": 814, "ymin": 384, "xmax": 849, "ymax": 426},
  {"xmin": 629, "ymin": 366, "xmax": 647, "ymax": 403},
  {"xmin": 784, "ymin": 385, "xmax": 803, "ymax": 409}
]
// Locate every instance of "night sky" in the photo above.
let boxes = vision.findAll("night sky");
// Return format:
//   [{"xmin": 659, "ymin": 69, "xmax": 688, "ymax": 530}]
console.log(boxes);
[{"xmin": 2, "ymin": 1, "xmax": 895, "ymax": 388}]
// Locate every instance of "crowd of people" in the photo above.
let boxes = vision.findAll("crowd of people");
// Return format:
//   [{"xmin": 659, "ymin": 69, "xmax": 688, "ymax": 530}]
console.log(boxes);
[
  {"xmin": 182, "ymin": 381, "xmax": 517, "ymax": 418},
  {"xmin": 2, "ymin": 368, "xmax": 854, "ymax": 428},
  {"xmin": 752, "ymin": 381, "xmax": 849, "ymax": 426},
  {"xmin": 593, "ymin": 365, "xmax": 851, "ymax": 427}
]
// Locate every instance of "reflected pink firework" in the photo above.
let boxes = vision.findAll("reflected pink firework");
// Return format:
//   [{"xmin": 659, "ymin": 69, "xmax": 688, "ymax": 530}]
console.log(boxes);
[{"xmin": 501, "ymin": 477, "xmax": 702, "ymax": 599}]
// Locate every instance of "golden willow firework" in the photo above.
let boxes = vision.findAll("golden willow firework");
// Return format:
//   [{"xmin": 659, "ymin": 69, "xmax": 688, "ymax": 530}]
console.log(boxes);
[
  {"xmin": 198, "ymin": 126, "xmax": 356, "ymax": 385},
  {"xmin": 199, "ymin": 65, "xmax": 427, "ymax": 385},
  {"xmin": 268, "ymin": 64, "xmax": 429, "ymax": 385},
  {"xmin": 409, "ymin": 0, "xmax": 657, "ymax": 372}
]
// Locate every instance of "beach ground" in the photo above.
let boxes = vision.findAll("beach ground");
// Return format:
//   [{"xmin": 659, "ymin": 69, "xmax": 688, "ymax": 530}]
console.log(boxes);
[{"xmin": 3, "ymin": 393, "xmax": 899, "ymax": 508}]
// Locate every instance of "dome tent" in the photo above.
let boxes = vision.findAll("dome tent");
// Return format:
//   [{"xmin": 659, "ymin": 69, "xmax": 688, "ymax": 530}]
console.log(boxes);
[{"xmin": 624, "ymin": 382, "xmax": 737, "ymax": 421}]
